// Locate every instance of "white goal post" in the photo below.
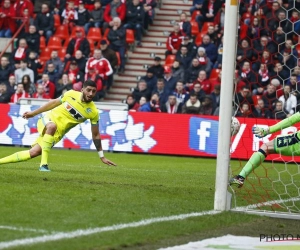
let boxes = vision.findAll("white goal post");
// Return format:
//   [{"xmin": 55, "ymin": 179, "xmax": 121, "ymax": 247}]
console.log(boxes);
[{"xmin": 214, "ymin": 0, "xmax": 239, "ymax": 211}]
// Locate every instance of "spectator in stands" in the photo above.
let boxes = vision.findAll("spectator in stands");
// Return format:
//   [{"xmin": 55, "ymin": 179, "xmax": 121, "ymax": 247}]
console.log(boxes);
[
  {"xmin": 201, "ymin": 35, "xmax": 218, "ymax": 64},
  {"xmin": 126, "ymin": 94, "xmax": 139, "ymax": 111},
  {"xmin": 142, "ymin": 0, "xmax": 156, "ymax": 31},
  {"xmin": 62, "ymin": 1, "xmax": 78, "ymax": 32},
  {"xmin": 148, "ymin": 56, "xmax": 164, "ymax": 78},
  {"xmin": 38, "ymin": 73, "xmax": 56, "ymax": 99},
  {"xmin": 14, "ymin": 0, "xmax": 33, "ymax": 18},
  {"xmin": 77, "ymin": 1, "xmax": 91, "ymax": 34},
  {"xmin": 210, "ymin": 82, "xmax": 220, "ymax": 107},
  {"xmin": 65, "ymin": 60, "xmax": 84, "ymax": 88},
  {"xmin": 14, "ymin": 59, "xmax": 34, "ymax": 84},
  {"xmin": 161, "ymin": 94, "xmax": 182, "ymax": 114},
  {"xmin": 278, "ymin": 85, "xmax": 297, "ymax": 116},
  {"xmin": 236, "ymin": 102, "xmax": 254, "ymax": 118},
  {"xmin": 27, "ymin": 51, "xmax": 43, "ymax": 82},
  {"xmin": 45, "ymin": 51, "xmax": 64, "ymax": 77},
  {"xmin": 273, "ymin": 26, "xmax": 285, "ymax": 46},
  {"xmin": 287, "ymin": 74, "xmax": 300, "ymax": 101},
  {"xmin": 56, "ymin": 73, "xmax": 73, "ymax": 97},
  {"xmin": 32, "ymin": 84, "xmax": 51, "ymax": 99},
  {"xmin": 137, "ymin": 96, "xmax": 147, "ymax": 111},
  {"xmin": 108, "ymin": 17, "xmax": 126, "ymax": 73},
  {"xmin": 20, "ymin": 25, "xmax": 40, "ymax": 55},
  {"xmin": 272, "ymin": 100, "xmax": 288, "ymax": 119},
  {"xmin": 199, "ymin": 95, "xmax": 214, "ymax": 115},
  {"xmin": 180, "ymin": 36, "xmax": 197, "ymax": 58},
  {"xmin": 152, "ymin": 78, "xmax": 169, "ymax": 105},
  {"xmin": 85, "ymin": 65, "xmax": 104, "ymax": 100},
  {"xmin": 235, "ymin": 85, "xmax": 254, "ymax": 109},
  {"xmin": 124, "ymin": 0, "xmax": 144, "ymax": 46},
  {"xmin": 0, "ymin": 56, "xmax": 13, "ymax": 84},
  {"xmin": 0, "ymin": 0, "xmax": 16, "ymax": 38},
  {"xmin": 192, "ymin": 70, "xmax": 211, "ymax": 94},
  {"xmin": 210, "ymin": 70, "xmax": 221, "ymax": 89},
  {"xmin": 269, "ymin": 10, "xmax": 293, "ymax": 34},
  {"xmin": 213, "ymin": 36, "xmax": 223, "ymax": 69},
  {"xmin": 88, "ymin": 1, "xmax": 104, "ymax": 30},
  {"xmin": 178, "ymin": 12, "xmax": 191, "ymax": 38},
  {"xmin": 10, "ymin": 39, "xmax": 30, "ymax": 68},
  {"xmin": 236, "ymin": 39, "xmax": 257, "ymax": 69},
  {"xmin": 214, "ymin": 3, "xmax": 225, "ymax": 33},
  {"xmin": 185, "ymin": 58, "xmax": 201, "ymax": 88},
  {"xmin": 182, "ymin": 93, "xmax": 201, "ymax": 114},
  {"xmin": 72, "ymin": 50, "xmax": 87, "ymax": 74},
  {"xmin": 189, "ymin": 82, "xmax": 206, "ymax": 101},
  {"xmin": 239, "ymin": 61, "xmax": 257, "ymax": 89},
  {"xmin": 171, "ymin": 60, "xmax": 185, "ymax": 82},
  {"xmin": 176, "ymin": 45, "xmax": 192, "ymax": 70},
  {"xmin": 165, "ymin": 23, "xmax": 184, "ymax": 57},
  {"xmin": 173, "ymin": 80, "xmax": 189, "ymax": 105},
  {"xmin": 253, "ymin": 36, "xmax": 276, "ymax": 58},
  {"xmin": 10, "ymin": 82, "xmax": 30, "ymax": 103},
  {"xmin": 190, "ymin": 0, "xmax": 203, "ymax": 15},
  {"xmin": 44, "ymin": 62, "xmax": 60, "ymax": 85},
  {"xmin": 85, "ymin": 49, "xmax": 102, "ymax": 72},
  {"xmin": 34, "ymin": 3, "xmax": 54, "ymax": 43},
  {"xmin": 252, "ymin": 98, "xmax": 272, "ymax": 119},
  {"xmin": 196, "ymin": 0, "xmax": 222, "ymax": 28},
  {"xmin": 163, "ymin": 66, "xmax": 177, "ymax": 93},
  {"xmin": 7, "ymin": 74, "xmax": 17, "ymax": 95},
  {"xmin": 138, "ymin": 93, "xmax": 161, "ymax": 112},
  {"xmin": 33, "ymin": 1, "xmax": 56, "ymax": 13},
  {"xmin": 141, "ymin": 67, "xmax": 157, "ymax": 92},
  {"xmin": 262, "ymin": 83, "xmax": 278, "ymax": 111},
  {"xmin": 206, "ymin": 25, "xmax": 221, "ymax": 46},
  {"xmin": 66, "ymin": 27, "xmax": 90, "ymax": 59},
  {"xmin": 271, "ymin": 62, "xmax": 289, "ymax": 83},
  {"xmin": 132, "ymin": 79, "xmax": 151, "ymax": 102},
  {"xmin": 279, "ymin": 50, "xmax": 297, "ymax": 70},
  {"xmin": 280, "ymin": 39, "xmax": 298, "ymax": 58},
  {"xmin": 266, "ymin": 1, "xmax": 282, "ymax": 22},
  {"xmin": 103, "ymin": 0, "xmax": 126, "ymax": 31},
  {"xmin": 0, "ymin": 83, "xmax": 11, "ymax": 103},
  {"xmin": 100, "ymin": 39, "xmax": 118, "ymax": 89},
  {"xmin": 196, "ymin": 47, "xmax": 212, "ymax": 74},
  {"xmin": 290, "ymin": 9, "xmax": 300, "ymax": 34},
  {"xmin": 21, "ymin": 74, "xmax": 35, "ymax": 97},
  {"xmin": 256, "ymin": 63, "xmax": 270, "ymax": 94}
]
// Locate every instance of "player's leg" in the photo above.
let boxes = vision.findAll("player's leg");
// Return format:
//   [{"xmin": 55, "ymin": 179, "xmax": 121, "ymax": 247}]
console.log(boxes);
[
  {"xmin": 230, "ymin": 140, "xmax": 275, "ymax": 188},
  {"xmin": 0, "ymin": 144, "xmax": 42, "ymax": 165},
  {"xmin": 39, "ymin": 122, "xmax": 57, "ymax": 171}
]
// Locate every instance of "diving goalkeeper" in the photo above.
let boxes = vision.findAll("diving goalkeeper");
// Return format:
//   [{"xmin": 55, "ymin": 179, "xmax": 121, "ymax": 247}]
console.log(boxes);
[
  {"xmin": 230, "ymin": 112, "xmax": 300, "ymax": 188},
  {"xmin": 0, "ymin": 80, "xmax": 116, "ymax": 171}
]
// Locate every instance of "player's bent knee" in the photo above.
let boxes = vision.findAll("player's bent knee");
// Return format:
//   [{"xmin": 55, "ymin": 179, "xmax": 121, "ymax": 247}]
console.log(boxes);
[
  {"xmin": 260, "ymin": 141, "xmax": 274, "ymax": 155},
  {"xmin": 29, "ymin": 146, "xmax": 42, "ymax": 158},
  {"xmin": 45, "ymin": 122, "xmax": 57, "ymax": 134}
]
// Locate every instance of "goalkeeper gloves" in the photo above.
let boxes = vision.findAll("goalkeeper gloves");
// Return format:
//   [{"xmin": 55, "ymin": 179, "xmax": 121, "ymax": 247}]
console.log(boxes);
[{"xmin": 252, "ymin": 126, "xmax": 270, "ymax": 138}]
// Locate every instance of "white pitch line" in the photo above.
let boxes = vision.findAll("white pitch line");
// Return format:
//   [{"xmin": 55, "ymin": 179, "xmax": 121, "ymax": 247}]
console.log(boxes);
[
  {"xmin": 0, "ymin": 226, "xmax": 48, "ymax": 233},
  {"xmin": 0, "ymin": 210, "xmax": 221, "ymax": 249}
]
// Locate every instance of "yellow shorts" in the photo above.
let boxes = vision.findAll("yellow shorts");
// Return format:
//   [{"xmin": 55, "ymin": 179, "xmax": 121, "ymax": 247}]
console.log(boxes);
[{"xmin": 31, "ymin": 115, "xmax": 63, "ymax": 148}]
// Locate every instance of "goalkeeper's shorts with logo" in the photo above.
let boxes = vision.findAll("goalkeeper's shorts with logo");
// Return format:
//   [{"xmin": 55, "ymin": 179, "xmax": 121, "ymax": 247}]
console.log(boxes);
[
  {"xmin": 274, "ymin": 132, "xmax": 300, "ymax": 156},
  {"xmin": 31, "ymin": 114, "xmax": 64, "ymax": 148}
]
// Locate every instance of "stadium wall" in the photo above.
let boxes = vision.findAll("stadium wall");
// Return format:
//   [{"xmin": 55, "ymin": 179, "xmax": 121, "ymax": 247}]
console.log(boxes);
[{"xmin": 0, "ymin": 103, "xmax": 299, "ymax": 161}]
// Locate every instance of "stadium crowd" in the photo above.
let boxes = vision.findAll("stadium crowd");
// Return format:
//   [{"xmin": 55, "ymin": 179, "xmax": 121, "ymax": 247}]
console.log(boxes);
[{"xmin": 0, "ymin": 0, "xmax": 299, "ymax": 119}]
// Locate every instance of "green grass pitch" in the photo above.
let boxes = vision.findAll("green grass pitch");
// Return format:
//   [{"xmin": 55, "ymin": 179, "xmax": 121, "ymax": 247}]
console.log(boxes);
[{"xmin": 1, "ymin": 145, "xmax": 300, "ymax": 250}]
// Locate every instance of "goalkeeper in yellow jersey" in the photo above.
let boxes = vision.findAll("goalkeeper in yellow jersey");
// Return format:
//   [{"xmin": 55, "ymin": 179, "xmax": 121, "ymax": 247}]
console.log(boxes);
[
  {"xmin": 0, "ymin": 80, "xmax": 116, "ymax": 171},
  {"xmin": 230, "ymin": 112, "xmax": 300, "ymax": 188}
]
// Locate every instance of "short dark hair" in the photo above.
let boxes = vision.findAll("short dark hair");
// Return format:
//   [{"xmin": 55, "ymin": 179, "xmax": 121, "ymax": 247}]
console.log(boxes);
[{"xmin": 83, "ymin": 80, "xmax": 97, "ymax": 88}]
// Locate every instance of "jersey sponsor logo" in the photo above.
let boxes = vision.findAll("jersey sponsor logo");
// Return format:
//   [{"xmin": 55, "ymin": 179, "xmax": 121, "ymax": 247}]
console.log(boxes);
[
  {"xmin": 86, "ymin": 108, "xmax": 92, "ymax": 114},
  {"xmin": 64, "ymin": 102, "xmax": 84, "ymax": 120}
]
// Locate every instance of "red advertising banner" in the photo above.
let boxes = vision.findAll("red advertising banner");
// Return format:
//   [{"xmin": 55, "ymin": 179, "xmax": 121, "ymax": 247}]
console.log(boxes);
[{"xmin": 0, "ymin": 104, "xmax": 299, "ymax": 161}]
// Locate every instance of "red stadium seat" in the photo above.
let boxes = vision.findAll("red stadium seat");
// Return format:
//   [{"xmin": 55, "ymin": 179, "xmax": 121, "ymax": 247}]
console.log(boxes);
[
  {"xmin": 53, "ymin": 14, "xmax": 61, "ymax": 29},
  {"xmin": 63, "ymin": 37, "xmax": 72, "ymax": 48},
  {"xmin": 190, "ymin": 21, "xmax": 199, "ymax": 36},
  {"xmin": 37, "ymin": 63, "xmax": 46, "ymax": 74},
  {"xmin": 252, "ymin": 95, "xmax": 261, "ymax": 106},
  {"xmin": 39, "ymin": 47, "xmax": 52, "ymax": 62},
  {"xmin": 58, "ymin": 48, "xmax": 67, "ymax": 61},
  {"xmin": 201, "ymin": 22, "xmax": 214, "ymax": 33},
  {"xmin": 126, "ymin": 29, "xmax": 135, "ymax": 45},
  {"xmin": 87, "ymin": 39, "xmax": 95, "ymax": 55},
  {"xmin": 209, "ymin": 69, "xmax": 221, "ymax": 79},
  {"xmin": 47, "ymin": 37, "xmax": 62, "ymax": 50},
  {"xmin": 39, "ymin": 36, "xmax": 46, "ymax": 51},
  {"xmin": 191, "ymin": 10, "xmax": 201, "ymax": 22},
  {"xmin": 164, "ymin": 55, "xmax": 176, "ymax": 67},
  {"xmin": 70, "ymin": 26, "xmax": 85, "ymax": 38},
  {"xmin": 194, "ymin": 32, "xmax": 206, "ymax": 46},
  {"xmin": 102, "ymin": 28, "xmax": 110, "ymax": 39},
  {"xmin": 87, "ymin": 27, "xmax": 102, "ymax": 43},
  {"xmin": 54, "ymin": 25, "xmax": 69, "ymax": 41}
]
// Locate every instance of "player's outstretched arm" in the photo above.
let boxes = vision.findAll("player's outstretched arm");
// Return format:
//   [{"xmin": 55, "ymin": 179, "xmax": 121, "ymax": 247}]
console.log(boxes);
[
  {"xmin": 91, "ymin": 125, "xmax": 117, "ymax": 167},
  {"xmin": 253, "ymin": 112, "xmax": 300, "ymax": 138},
  {"xmin": 22, "ymin": 98, "xmax": 62, "ymax": 119}
]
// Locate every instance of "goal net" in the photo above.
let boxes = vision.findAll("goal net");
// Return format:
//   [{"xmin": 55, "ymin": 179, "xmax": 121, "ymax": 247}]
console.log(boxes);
[{"xmin": 227, "ymin": 0, "xmax": 300, "ymax": 217}]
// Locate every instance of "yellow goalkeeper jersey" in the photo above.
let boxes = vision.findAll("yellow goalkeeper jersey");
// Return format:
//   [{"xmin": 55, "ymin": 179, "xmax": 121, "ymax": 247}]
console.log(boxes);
[{"xmin": 45, "ymin": 90, "xmax": 99, "ymax": 136}]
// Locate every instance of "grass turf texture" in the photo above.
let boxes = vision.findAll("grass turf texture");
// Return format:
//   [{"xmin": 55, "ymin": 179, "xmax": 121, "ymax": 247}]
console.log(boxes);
[{"xmin": 0, "ymin": 146, "xmax": 300, "ymax": 250}]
